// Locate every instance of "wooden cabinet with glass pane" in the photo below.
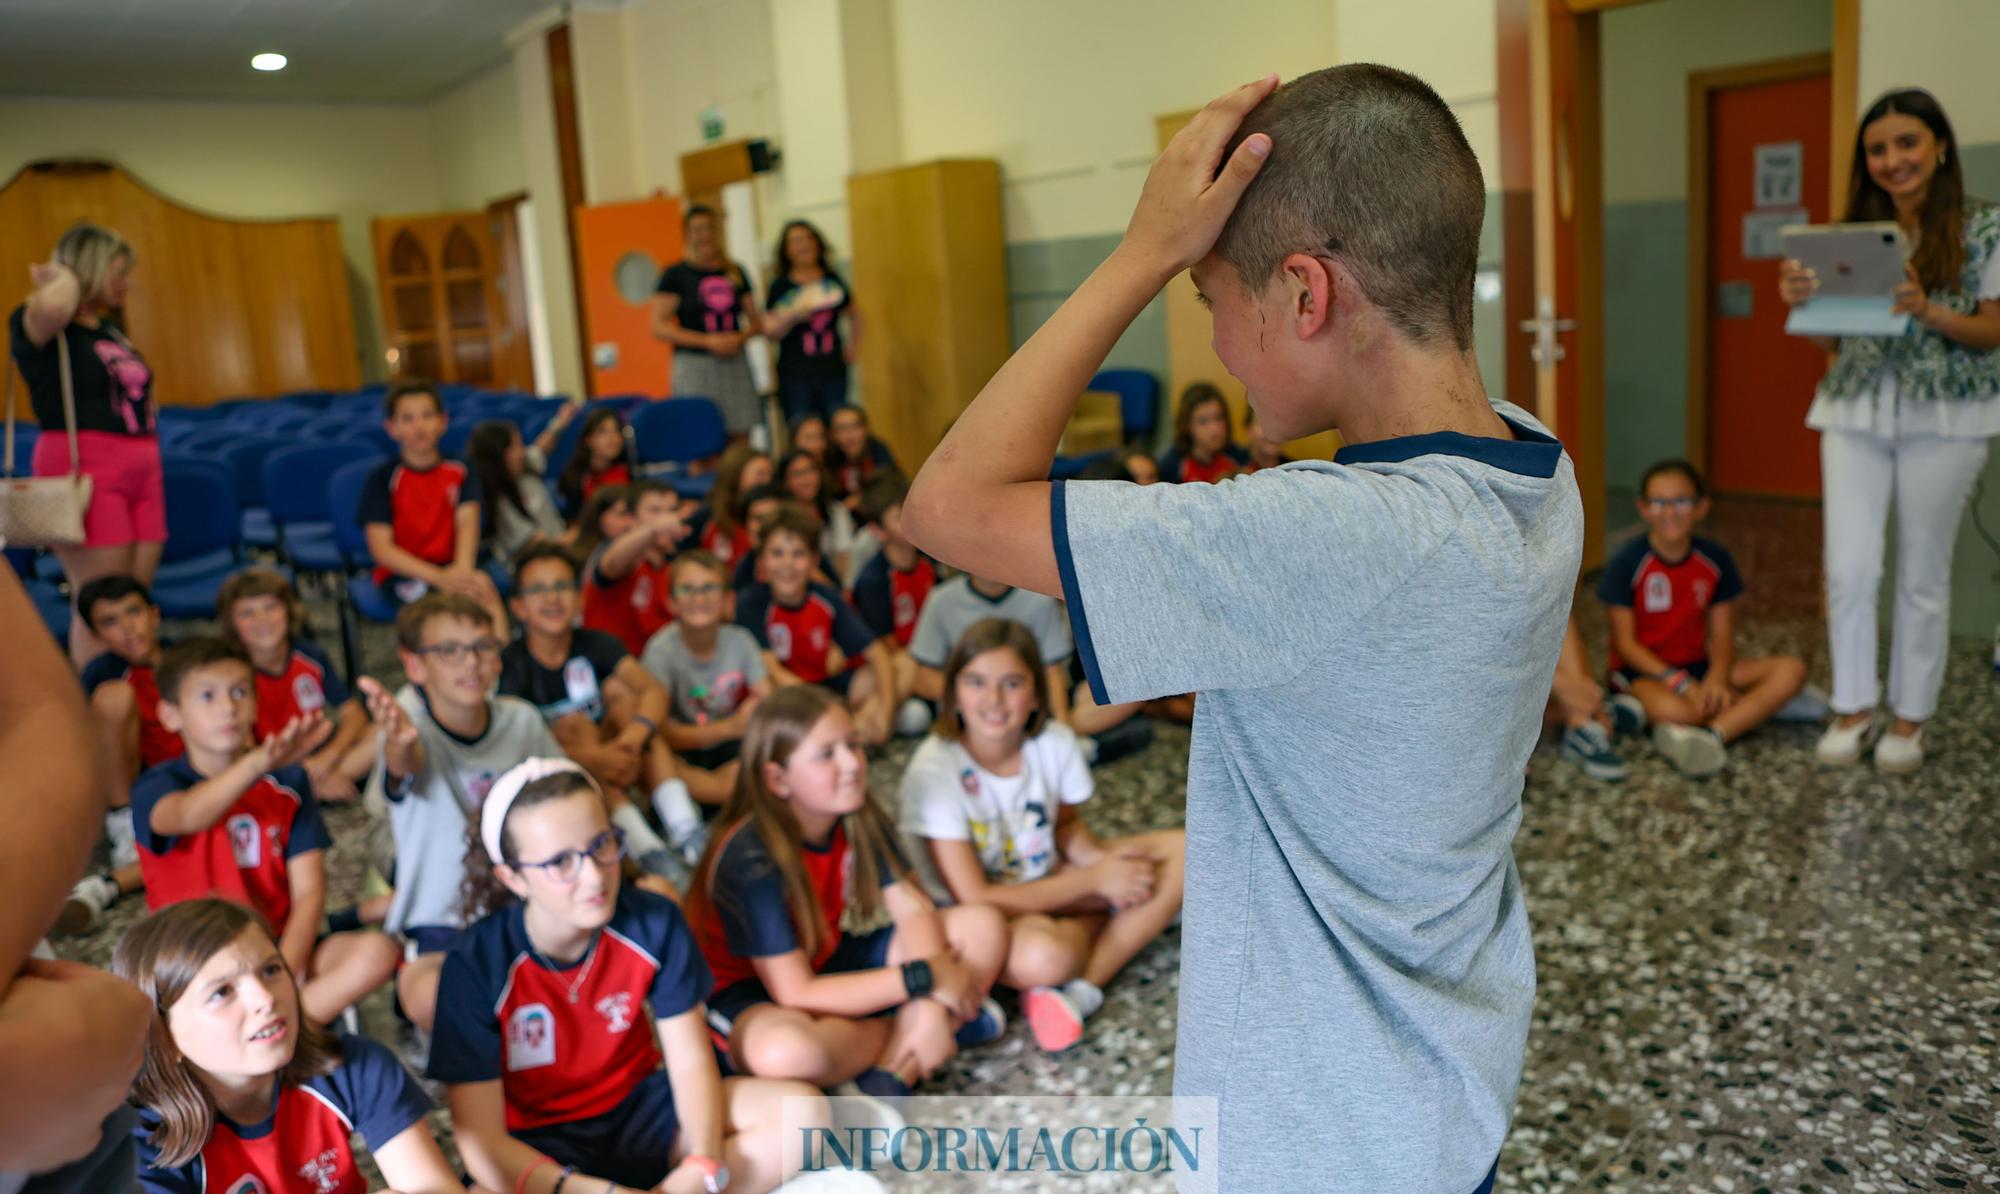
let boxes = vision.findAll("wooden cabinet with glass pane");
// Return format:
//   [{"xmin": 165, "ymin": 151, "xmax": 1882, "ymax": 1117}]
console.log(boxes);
[{"xmin": 371, "ymin": 211, "xmax": 521, "ymax": 386}]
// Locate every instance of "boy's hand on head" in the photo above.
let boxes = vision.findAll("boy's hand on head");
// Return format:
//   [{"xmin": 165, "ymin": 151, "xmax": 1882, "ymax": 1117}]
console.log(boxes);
[{"xmin": 1120, "ymin": 75, "xmax": 1278, "ymax": 277}]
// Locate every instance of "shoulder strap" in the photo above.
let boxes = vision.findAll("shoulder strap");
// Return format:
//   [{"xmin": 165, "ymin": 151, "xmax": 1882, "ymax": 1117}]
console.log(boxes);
[{"xmin": 5, "ymin": 326, "xmax": 81, "ymax": 478}]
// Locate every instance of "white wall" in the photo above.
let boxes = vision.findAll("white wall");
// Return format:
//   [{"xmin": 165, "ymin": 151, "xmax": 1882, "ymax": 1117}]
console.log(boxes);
[
  {"xmin": 1600, "ymin": 0, "xmax": 1831, "ymax": 204},
  {"xmin": 1331, "ymin": 0, "xmax": 1501, "ymax": 186},
  {"xmin": 429, "ymin": 57, "xmax": 529, "ymax": 210},
  {"xmin": 1858, "ymin": 0, "xmax": 2000, "ymax": 146}
]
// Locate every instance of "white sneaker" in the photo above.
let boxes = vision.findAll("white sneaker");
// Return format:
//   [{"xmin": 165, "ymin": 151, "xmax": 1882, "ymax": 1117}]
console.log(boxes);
[
  {"xmin": 1874, "ymin": 726, "xmax": 1924, "ymax": 774},
  {"xmin": 777, "ymin": 1172, "xmax": 889, "ymax": 1192},
  {"xmin": 1652, "ymin": 723, "xmax": 1726, "ymax": 779},
  {"xmin": 105, "ymin": 808, "xmax": 138, "ymax": 869},
  {"xmin": 1775, "ymin": 684, "xmax": 1833, "ymax": 724},
  {"xmin": 55, "ymin": 873, "xmax": 118, "ymax": 936},
  {"xmin": 1815, "ymin": 713, "xmax": 1880, "ymax": 767},
  {"xmin": 828, "ymin": 1083, "xmax": 907, "ymax": 1135},
  {"xmin": 893, "ymin": 697, "xmax": 932, "ymax": 738}
]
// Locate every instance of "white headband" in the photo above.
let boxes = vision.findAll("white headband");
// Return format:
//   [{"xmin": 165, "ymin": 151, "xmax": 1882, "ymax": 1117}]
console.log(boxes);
[{"xmin": 481, "ymin": 757, "xmax": 603, "ymax": 866}]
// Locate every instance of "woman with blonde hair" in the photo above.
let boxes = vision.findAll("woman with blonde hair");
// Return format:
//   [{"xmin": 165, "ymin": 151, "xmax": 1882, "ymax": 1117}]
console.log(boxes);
[{"xmin": 9, "ymin": 220, "xmax": 164, "ymax": 668}]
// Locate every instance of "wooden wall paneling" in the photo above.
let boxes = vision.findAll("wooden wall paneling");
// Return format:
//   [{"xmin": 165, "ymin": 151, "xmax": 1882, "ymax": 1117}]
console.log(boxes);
[
  {"xmin": 846, "ymin": 159, "xmax": 1011, "ymax": 471},
  {"xmin": 0, "ymin": 160, "xmax": 358, "ymax": 407}
]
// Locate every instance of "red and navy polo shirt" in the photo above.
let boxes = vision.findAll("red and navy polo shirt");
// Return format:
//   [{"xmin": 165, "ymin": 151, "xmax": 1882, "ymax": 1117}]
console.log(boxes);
[
  {"xmin": 699, "ymin": 518, "xmax": 753, "ymax": 570},
  {"xmin": 357, "ymin": 458, "xmax": 481, "ymax": 584},
  {"xmin": 734, "ymin": 581, "xmax": 877, "ymax": 684},
  {"xmin": 130, "ymin": 760, "xmax": 330, "ymax": 930},
  {"xmin": 83, "ymin": 651, "xmax": 185, "ymax": 768},
  {"xmin": 691, "ymin": 820, "xmax": 862, "ymax": 991},
  {"xmin": 1158, "ymin": 444, "xmax": 1248, "ymax": 484},
  {"xmin": 849, "ymin": 551, "xmax": 937, "ymax": 648},
  {"xmin": 253, "ymin": 640, "xmax": 351, "ymax": 742},
  {"xmin": 581, "ymin": 543, "xmax": 672, "ymax": 656},
  {"xmin": 1596, "ymin": 534, "xmax": 1745, "ymax": 670},
  {"xmin": 428, "ymin": 888, "xmax": 711, "ymax": 1132},
  {"xmin": 135, "ymin": 1034, "xmax": 432, "ymax": 1194}
]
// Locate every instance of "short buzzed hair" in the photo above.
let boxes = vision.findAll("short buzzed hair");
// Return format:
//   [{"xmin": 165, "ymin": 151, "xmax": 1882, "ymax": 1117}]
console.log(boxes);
[{"xmin": 1216, "ymin": 64, "xmax": 1485, "ymax": 351}]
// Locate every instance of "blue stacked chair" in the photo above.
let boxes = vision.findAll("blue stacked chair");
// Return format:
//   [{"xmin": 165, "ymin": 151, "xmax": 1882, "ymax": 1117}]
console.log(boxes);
[
  {"xmin": 1089, "ymin": 368, "xmax": 1162, "ymax": 447},
  {"xmin": 3, "ymin": 425, "xmax": 37, "ymax": 474},
  {"xmin": 152, "ymin": 461, "xmax": 248, "ymax": 619},
  {"xmin": 280, "ymin": 390, "xmax": 337, "ymax": 411},
  {"xmin": 264, "ymin": 443, "xmax": 382, "ymax": 574},
  {"xmin": 631, "ymin": 397, "xmax": 725, "ymax": 499},
  {"xmin": 219, "ymin": 438, "xmax": 287, "ymax": 549},
  {"xmin": 328, "ymin": 458, "xmax": 398, "ymax": 680}
]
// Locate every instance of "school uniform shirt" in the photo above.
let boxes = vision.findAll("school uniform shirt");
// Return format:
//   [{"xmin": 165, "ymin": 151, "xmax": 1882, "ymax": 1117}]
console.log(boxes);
[
  {"xmin": 734, "ymin": 581, "xmax": 877, "ymax": 685},
  {"xmin": 655, "ymin": 263, "xmax": 749, "ymax": 354},
  {"xmin": 1156, "ymin": 444, "xmax": 1249, "ymax": 485},
  {"xmin": 580, "ymin": 463, "xmax": 632, "ymax": 504},
  {"xmin": 582, "ymin": 543, "xmax": 672, "ymax": 657},
  {"xmin": 849, "ymin": 550, "xmax": 937, "ymax": 648},
  {"xmin": 766, "ymin": 270, "xmax": 852, "ymax": 381},
  {"xmin": 366, "ymin": 687, "xmax": 561, "ymax": 937},
  {"xmin": 135, "ymin": 1034, "xmax": 432, "ymax": 1194},
  {"xmin": 826, "ymin": 438, "xmax": 896, "ymax": 500},
  {"xmin": 898, "ymin": 724, "xmax": 1092, "ymax": 891},
  {"xmin": 428, "ymin": 888, "xmax": 711, "ymax": 1132},
  {"xmin": 640, "ymin": 623, "xmax": 765, "ymax": 726},
  {"xmin": 698, "ymin": 517, "xmax": 753, "ymax": 571},
  {"xmin": 1052, "ymin": 400, "xmax": 1581, "ymax": 1191},
  {"xmin": 357, "ymin": 458, "xmax": 481, "ymax": 585},
  {"xmin": 82, "ymin": 651, "xmax": 184, "ymax": 767},
  {"xmin": 1595, "ymin": 535, "xmax": 1744, "ymax": 671},
  {"xmin": 253, "ymin": 639, "xmax": 351, "ymax": 742},
  {"xmin": 129, "ymin": 759, "xmax": 330, "ymax": 930},
  {"xmin": 691, "ymin": 820, "xmax": 904, "ymax": 991},
  {"xmin": 498, "ymin": 629, "xmax": 629, "ymax": 723},
  {"xmin": 906, "ymin": 576, "xmax": 1074, "ymax": 671}
]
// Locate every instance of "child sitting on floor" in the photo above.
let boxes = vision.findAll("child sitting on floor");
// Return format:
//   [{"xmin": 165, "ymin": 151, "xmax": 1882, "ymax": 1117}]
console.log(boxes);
[
  {"xmin": 579, "ymin": 480, "xmax": 685, "ymax": 656},
  {"xmin": 1155, "ymin": 382, "xmax": 1247, "ymax": 483},
  {"xmin": 641, "ymin": 550, "xmax": 775, "ymax": 794},
  {"xmin": 218, "ymin": 567, "xmax": 372, "ymax": 801}
]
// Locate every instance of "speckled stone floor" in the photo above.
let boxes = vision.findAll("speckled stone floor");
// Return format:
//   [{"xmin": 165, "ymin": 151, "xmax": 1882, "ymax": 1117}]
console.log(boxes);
[{"xmin": 50, "ymin": 499, "xmax": 2000, "ymax": 1191}]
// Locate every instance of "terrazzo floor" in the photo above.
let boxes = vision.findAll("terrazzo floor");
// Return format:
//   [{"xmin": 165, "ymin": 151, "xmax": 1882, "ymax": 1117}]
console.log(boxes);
[{"xmin": 50, "ymin": 498, "xmax": 2000, "ymax": 1192}]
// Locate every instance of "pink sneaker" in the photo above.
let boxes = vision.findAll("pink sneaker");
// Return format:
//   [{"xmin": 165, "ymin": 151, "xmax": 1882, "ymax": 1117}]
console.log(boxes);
[{"xmin": 1022, "ymin": 986, "xmax": 1084, "ymax": 1052}]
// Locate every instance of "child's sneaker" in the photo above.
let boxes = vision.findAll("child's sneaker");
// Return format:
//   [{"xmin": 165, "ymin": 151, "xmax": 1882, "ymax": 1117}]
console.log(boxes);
[
  {"xmin": 954, "ymin": 997, "xmax": 1007, "ymax": 1048},
  {"xmin": 1559, "ymin": 722, "xmax": 1627, "ymax": 782},
  {"xmin": 832, "ymin": 1073, "xmax": 909, "ymax": 1136},
  {"xmin": 894, "ymin": 697, "xmax": 933, "ymax": 738},
  {"xmin": 1606, "ymin": 693, "xmax": 1647, "ymax": 736},
  {"xmin": 1775, "ymin": 684, "xmax": 1833, "ymax": 724},
  {"xmin": 54, "ymin": 872, "xmax": 118, "ymax": 936},
  {"xmin": 1022, "ymin": 985, "xmax": 1086, "ymax": 1052},
  {"xmin": 1652, "ymin": 723, "xmax": 1726, "ymax": 778},
  {"xmin": 105, "ymin": 808, "xmax": 137, "ymax": 869}
]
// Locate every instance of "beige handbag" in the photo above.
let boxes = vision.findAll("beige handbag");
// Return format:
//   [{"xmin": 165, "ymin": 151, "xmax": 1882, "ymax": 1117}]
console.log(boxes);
[{"xmin": 1, "ymin": 331, "xmax": 93, "ymax": 548}]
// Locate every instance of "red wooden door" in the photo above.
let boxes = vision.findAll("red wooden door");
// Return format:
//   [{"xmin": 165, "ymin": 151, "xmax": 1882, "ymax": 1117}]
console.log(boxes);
[{"xmin": 1706, "ymin": 72, "xmax": 1830, "ymax": 498}]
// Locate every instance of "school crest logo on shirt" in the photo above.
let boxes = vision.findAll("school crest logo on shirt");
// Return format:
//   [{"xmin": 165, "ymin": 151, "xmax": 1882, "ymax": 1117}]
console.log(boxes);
[
  {"xmin": 595, "ymin": 991, "xmax": 635, "ymax": 1033},
  {"xmin": 1642, "ymin": 573, "xmax": 1674, "ymax": 613},
  {"xmin": 633, "ymin": 574, "xmax": 654, "ymax": 611},
  {"xmin": 292, "ymin": 674, "xmax": 326, "ymax": 714},
  {"xmin": 769, "ymin": 623, "xmax": 794, "ymax": 662},
  {"xmin": 297, "ymin": 1150, "xmax": 343, "ymax": 1193},
  {"xmin": 1693, "ymin": 579, "xmax": 1712, "ymax": 606},
  {"xmin": 958, "ymin": 767, "xmax": 981, "ymax": 798},
  {"xmin": 564, "ymin": 656, "xmax": 604, "ymax": 719},
  {"xmin": 224, "ymin": 1178, "xmax": 269, "ymax": 1194},
  {"xmin": 506, "ymin": 1003, "xmax": 558, "ymax": 1071},
  {"xmin": 227, "ymin": 813, "xmax": 262, "ymax": 868},
  {"xmin": 894, "ymin": 592, "xmax": 917, "ymax": 630}
]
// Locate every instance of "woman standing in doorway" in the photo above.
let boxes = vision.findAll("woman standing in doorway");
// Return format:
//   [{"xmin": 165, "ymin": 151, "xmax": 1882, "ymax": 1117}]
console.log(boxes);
[
  {"xmin": 764, "ymin": 220, "xmax": 861, "ymax": 425},
  {"xmin": 1780, "ymin": 89, "xmax": 2000, "ymax": 773},
  {"xmin": 653, "ymin": 205, "xmax": 765, "ymax": 444},
  {"xmin": 9, "ymin": 221, "xmax": 163, "ymax": 669}
]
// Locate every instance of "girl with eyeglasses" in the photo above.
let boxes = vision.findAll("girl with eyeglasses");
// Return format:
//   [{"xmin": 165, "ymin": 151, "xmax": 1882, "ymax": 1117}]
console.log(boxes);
[
  {"xmin": 1778, "ymin": 88, "xmax": 2000, "ymax": 773},
  {"xmin": 431, "ymin": 758, "xmax": 844, "ymax": 1194}
]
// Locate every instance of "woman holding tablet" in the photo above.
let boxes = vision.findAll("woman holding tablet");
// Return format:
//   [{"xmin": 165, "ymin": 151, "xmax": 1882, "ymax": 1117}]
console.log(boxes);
[{"xmin": 1779, "ymin": 88, "xmax": 2000, "ymax": 773}]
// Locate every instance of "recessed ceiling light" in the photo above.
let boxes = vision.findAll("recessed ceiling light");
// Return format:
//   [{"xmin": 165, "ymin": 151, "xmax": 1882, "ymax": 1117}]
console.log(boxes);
[{"xmin": 251, "ymin": 52, "xmax": 287, "ymax": 72}]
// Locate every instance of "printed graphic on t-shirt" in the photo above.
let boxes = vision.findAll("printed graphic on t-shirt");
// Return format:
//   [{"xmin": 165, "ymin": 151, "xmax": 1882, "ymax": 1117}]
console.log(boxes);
[
  {"xmin": 298, "ymin": 1150, "xmax": 343, "ymax": 1194},
  {"xmin": 292, "ymin": 673, "xmax": 327, "ymax": 715},
  {"xmin": 698, "ymin": 275, "xmax": 739, "ymax": 332},
  {"xmin": 595, "ymin": 991, "xmax": 635, "ymax": 1034},
  {"xmin": 94, "ymin": 336, "xmax": 153, "ymax": 433},
  {"xmin": 563, "ymin": 657, "xmax": 603, "ymax": 720},
  {"xmin": 1643, "ymin": 573, "xmax": 1671, "ymax": 613},
  {"xmin": 507, "ymin": 1003, "xmax": 557, "ymax": 1071},
  {"xmin": 687, "ymin": 669, "xmax": 748, "ymax": 723},
  {"xmin": 228, "ymin": 813, "xmax": 263, "ymax": 868}
]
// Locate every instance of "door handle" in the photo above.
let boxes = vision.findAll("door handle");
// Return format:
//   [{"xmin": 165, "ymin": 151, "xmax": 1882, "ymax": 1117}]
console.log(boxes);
[{"xmin": 1518, "ymin": 295, "xmax": 1577, "ymax": 367}]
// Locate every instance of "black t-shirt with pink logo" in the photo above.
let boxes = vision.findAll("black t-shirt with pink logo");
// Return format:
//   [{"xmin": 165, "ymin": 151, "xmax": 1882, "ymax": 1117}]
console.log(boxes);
[
  {"xmin": 655, "ymin": 262, "xmax": 750, "ymax": 357},
  {"xmin": 8, "ymin": 305, "xmax": 157, "ymax": 436},
  {"xmin": 766, "ymin": 270, "xmax": 852, "ymax": 380}
]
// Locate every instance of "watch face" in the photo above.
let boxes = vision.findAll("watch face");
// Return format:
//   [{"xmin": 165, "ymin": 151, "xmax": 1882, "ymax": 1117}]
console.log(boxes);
[{"xmin": 706, "ymin": 1165, "xmax": 731, "ymax": 1193}]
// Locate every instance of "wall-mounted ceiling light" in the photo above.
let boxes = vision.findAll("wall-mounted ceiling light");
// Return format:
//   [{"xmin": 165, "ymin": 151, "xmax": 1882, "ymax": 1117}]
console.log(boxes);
[{"xmin": 251, "ymin": 52, "xmax": 288, "ymax": 72}]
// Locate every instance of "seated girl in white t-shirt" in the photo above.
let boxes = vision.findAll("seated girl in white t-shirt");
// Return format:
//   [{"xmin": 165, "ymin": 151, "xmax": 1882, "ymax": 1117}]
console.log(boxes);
[{"xmin": 897, "ymin": 616, "xmax": 1185, "ymax": 1052}]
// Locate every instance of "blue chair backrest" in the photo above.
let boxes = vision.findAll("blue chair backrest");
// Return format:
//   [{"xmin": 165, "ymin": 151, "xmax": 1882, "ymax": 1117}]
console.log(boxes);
[
  {"xmin": 157, "ymin": 405, "xmax": 227, "ymax": 426},
  {"xmin": 4, "ymin": 426, "xmax": 37, "ymax": 474},
  {"xmin": 161, "ymin": 462, "xmax": 240, "ymax": 564},
  {"xmin": 280, "ymin": 390, "xmax": 336, "ymax": 411},
  {"xmin": 327, "ymin": 459, "xmax": 381, "ymax": 559},
  {"xmin": 631, "ymin": 398, "xmax": 726, "ymax": 467},
  {"xmin": 219, "ymin": 438, "xmax": 285, "ymax": 509},
  {"xmin": 1089, "ymin": 369, "xmax": 1161, "ymax": 441},
  {"xmin": 264, "ymin": 443, "xmax": 380, "ymax": 525}
]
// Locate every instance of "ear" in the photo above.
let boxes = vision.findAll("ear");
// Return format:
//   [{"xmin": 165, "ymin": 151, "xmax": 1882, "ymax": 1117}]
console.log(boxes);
[
  {"xmin": 399, "ymin": 648, "xmax": 428, "ymax": 689},
  {"xmin": 1279, "ymin": 252, "xmax": 1336, "ymax": 339},
  {"xmin": 762, "ymin": 758, "xmax": 791, "ymax": 800},
  {"xmin": 157, "ymin": 700, "xmax": 184, "ymax": 735},
  {"xmin": 495, "ymin": 863, "xmax": 532, "ymax": 902}
]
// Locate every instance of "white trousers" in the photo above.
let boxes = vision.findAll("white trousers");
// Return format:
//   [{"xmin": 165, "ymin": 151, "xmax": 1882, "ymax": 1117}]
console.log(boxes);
[{"xmin": 1820, "ymin": 429, "xmax": 1991, "ymax": 720}]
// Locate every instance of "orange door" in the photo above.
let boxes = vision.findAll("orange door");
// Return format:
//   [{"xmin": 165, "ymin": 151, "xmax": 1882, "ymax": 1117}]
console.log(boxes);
[
  {"xmin": 1706, "ymin": 72, "xmax": 1830, "ymax": 498},
  {"xmin": 573, "ymin": 196, "xmax": 683, "ymax": 399}
]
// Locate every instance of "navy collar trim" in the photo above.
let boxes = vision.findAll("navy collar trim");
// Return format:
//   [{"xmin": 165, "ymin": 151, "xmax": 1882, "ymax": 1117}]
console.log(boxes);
[{"xmin": 1332, "ymin": 414, "xmax": 1562, "ymax": 479}]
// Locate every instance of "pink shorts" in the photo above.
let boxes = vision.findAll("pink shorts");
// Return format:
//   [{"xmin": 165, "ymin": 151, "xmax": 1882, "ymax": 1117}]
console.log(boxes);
[{"xmin": 32, "ymin": 429, "xmax": 166, "ymax": 547}]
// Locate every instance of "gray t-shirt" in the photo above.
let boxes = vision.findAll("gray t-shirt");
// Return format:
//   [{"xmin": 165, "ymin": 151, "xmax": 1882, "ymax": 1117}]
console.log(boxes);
[
  {"xmin": 366, "ymin": 687, "xmax": 561, "ymax": 936},
  {"xmin": 908, "ymin": 575, "xmax": 1074, "ymax": 669},
  {"xmin": 1053, "ymin": 402, "xmax": 1581, "ymax": 1192},
  {"xmin": 640, "ymin": 623, "xmax": 767, "ymax": 725}
]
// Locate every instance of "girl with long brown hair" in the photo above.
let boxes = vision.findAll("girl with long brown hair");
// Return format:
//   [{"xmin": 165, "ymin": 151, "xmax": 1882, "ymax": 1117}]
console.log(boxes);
[
  {"xmin": 682, "ymin": 685, "xmax": 1009, "ymax": 1100},
  {"xmin": 1779, "ymin": 87, "xmax": 2000, "ymax": 773},
  {"xmin": 115, "ymin": 898, "xmax": 462, "ymax": 1193}
]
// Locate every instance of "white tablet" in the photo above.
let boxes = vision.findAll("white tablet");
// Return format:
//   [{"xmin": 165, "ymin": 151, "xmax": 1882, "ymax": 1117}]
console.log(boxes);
[{"xmin": 1781, "ymin": 222, "xmax": 1908, "ymax": 297}]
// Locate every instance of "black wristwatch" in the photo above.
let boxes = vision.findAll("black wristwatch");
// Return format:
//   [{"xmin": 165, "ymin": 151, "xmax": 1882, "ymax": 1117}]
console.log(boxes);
[{"xmin": 901, "ymin": 959, "xmax": 933, "ymax": 998}]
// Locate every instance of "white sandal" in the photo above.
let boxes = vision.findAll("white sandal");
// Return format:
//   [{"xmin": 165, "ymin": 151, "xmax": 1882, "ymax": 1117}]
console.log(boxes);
[
  {"xmin": 1814, "ymin": 713, "xmax": 1879, "ymax": 767},
  {"xmin": 1874, "ymin": 726, "xmax": 1925, "ymax": 774}
]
